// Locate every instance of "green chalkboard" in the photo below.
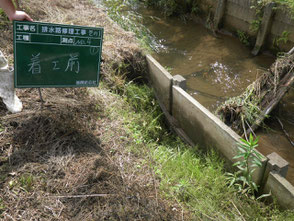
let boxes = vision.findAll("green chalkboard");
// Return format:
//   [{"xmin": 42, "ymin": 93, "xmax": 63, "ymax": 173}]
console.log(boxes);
[{"xmin": 13, "ymin": 21, "xmax": 103, "ymax": 88}]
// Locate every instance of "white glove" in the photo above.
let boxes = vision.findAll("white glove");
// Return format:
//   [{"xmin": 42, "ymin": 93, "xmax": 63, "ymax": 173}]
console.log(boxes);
[{"xmin": 0, "ymin": 51, "xmax": 23, "ymax": 113}]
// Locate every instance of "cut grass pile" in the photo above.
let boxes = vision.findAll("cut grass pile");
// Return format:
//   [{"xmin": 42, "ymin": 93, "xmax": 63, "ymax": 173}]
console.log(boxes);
[
  {"xmin": 216, "ymin": 53, "xmax": 294, "ymax": 137},
  {"xmin": 0, "ymin": 0, "xmax": 180, "ymax": 219}
]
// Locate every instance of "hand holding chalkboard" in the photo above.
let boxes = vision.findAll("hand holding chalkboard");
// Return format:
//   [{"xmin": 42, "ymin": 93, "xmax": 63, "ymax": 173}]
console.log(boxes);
[
  {"xmin": 13, "ymin": 21, "xmax": 103, "ymax": 88},
  {"xmin": 0, "ymin": 0, "xmax": 33, "ymax": 21}
]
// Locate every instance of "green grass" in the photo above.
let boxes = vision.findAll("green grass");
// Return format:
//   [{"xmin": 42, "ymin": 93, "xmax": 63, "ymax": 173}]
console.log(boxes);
[
  {"xmin": 0, "ymin": 198, "xmax": 5, "ymax": 215},
  {"xmin": 106, "ymin": 80, "xmax": 294, "ymax": 220},
  {"xmin": 99, "ymin": 0, "xmax": 294, "ymax": 218},
  {"xmin": 0, "ymin": 8, "xmax": 5, "ymax": 20},
  {"xmin": 19, "ymin": 174, "xmax": 34, "ymax": 192},
  {"xmin": 274, "ymin": 0, "xmax": 294, "ymax": 10},
  {"xmin": 0, "ymin": 8, "xmax": 9, "ymax": 27},
  {"xmin": 259, "ymin": 0, "xmax": 294, "ymax": 16},
  {"xmin": 101, "ymin": 0, "xmax": 155, "ymax": 52}
]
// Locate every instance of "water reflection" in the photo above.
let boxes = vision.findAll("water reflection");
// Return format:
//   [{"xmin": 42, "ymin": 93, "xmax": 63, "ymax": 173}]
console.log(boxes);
[
  {"xmin": 100, "ymin": 0, "xmax": 294, "ymax": 186},
  {"xmin": 133, "ymin": 3, "xmax": 294, "ymax": 185},
  {"xmin": 138, "ymin": 8, "xmax": 274, "ymax": 110}
]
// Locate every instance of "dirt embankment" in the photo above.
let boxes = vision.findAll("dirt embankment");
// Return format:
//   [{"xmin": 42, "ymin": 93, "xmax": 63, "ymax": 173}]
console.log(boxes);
[{"xmin": 0, "ymin": 0, "xmax": 181, "ymax": 220}]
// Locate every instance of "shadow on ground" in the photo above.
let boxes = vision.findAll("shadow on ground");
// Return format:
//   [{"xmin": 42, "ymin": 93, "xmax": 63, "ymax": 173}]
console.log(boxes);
[{"xmin": 0, "ymin": 88, "xmax": 178, "ymax": 220}]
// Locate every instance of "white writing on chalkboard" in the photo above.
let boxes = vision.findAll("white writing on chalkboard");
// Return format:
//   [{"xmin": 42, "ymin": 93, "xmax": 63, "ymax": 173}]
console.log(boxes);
[
  {"xmin": 61, "ymin": 37, "xmax": 74, "ymax": 44},
  {"xmin": 74, "ymin": 38, "xmax": 91, "ymax": 46},
  {"xmin": 40, "ymin": 25, "xmax": 90, "ymax": 37},
  {"xmin": 17, "ymin": 24, "xmax": 37, "ymax": 32},
  {"xmin": 49, "ymin": 27, "xmax": 55, "ymax": 33},
  {"xmin": 16, "ymin": 34, "xmax": 30, "ymax": 42},
  {"xmin": 23, "ymin": 35, "xmax": 30, "ymax": 41},
  {"xmin": 52, "ymin": 61, "xmax": 61, "ymax": 71},
  {"xmin": 27, "ymin": 54, "xmax": 81, "ymax": 74},
  {"xmin": 76, "ymin": 80, "xmax": 97, "ymax": 85},
  {"xmin": 42, "ymin": 26, "xmax": 48, "ymax": 33},
  {"xmin": 89, "ymin": 30, "xmax": 99, "ymax": 37},
  {"xmin": 28, "ymin": 53, "xmax": 41, "ymax": 74},
  {"xmin": 65, "ymin": 54, "xmax": 80, "ymax": 74},
  {"xmin": 90, "ymin": 47, "xmax": 99, "ymax": 55},
  {"xmin": 55, "ymin": 27, "xmax": 62, "ymax": 34}
]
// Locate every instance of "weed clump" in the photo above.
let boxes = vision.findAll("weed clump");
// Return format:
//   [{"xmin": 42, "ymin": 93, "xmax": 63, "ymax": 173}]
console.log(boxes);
[
  {"xmin": 216, "ymin": 53, "xmax": 294, "ymax": 137},
  {"xmin": 142, "ymin": 0, "xmax": 203, "ymax": 17},
  {"xmin": 227, "ymin": 135, "xmax": 263, "ymax": 197}
]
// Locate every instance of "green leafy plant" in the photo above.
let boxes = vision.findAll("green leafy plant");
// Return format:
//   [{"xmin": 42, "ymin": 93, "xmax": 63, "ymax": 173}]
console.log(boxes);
[
  {"xmin": 250, "ymin": 18, "xmax": 262, "ymax": 33},
  {"xmin": 236, "ymin": 30, "xmax": 250, "ymax": 46},
  {"xmin": 0, "ymin": 8, "xmax": 9, "ymax": 26},
  {"xmin": 190, "ymin": 1, "xmax": 200, "ymax": 14},
  {"xmin": 164, "ymin": 66, "xmax": 173, "ymax": 73},
  {"xmin": 272, "ymin": 0, "xmax": 294, "ymax": 17},
  {"xmin": 143, "ymin": 0, "xmax": 202, "ymax": 17},
  {"xmin": 0, "ymin": 198, "xmax": 5, "ymax": 215},
  {"xmin": 142, "ymin": 0, "xmax": 177, "ymax": 16},
  {"xmin": 19, "ymin": 174, "xmax": 34, "ymax": 192},
  {"xmin": 250, "ymin": 0, "xmax": 267, "ymax": 33},
  {"xmin": 227, "ymin": 134, "xmax": 263, "ymax": 197},
  {"xmin": 0, "ymin": 123, "xmax": 3, "ymax": 132},
  {"xmin": 273, "ymin": 30, "xmax": 290, "ymax": 48}
]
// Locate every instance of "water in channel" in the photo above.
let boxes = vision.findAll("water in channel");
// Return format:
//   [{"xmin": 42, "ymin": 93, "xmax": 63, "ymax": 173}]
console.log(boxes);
[{"xmin": 99, "ymin": 1, "xmax": 294, "ymax": 185}]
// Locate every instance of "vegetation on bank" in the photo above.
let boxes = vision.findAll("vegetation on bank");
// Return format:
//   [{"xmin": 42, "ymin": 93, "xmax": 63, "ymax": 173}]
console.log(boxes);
[
  {"xmin": 273, "ymin": 0, "xmax": 294, "ymax": 13},
  {"xmin": 100, "ymin": 0, "xmax": 294, "ymax": 219},
  {"xmin": 140, "ymin": 0, "xmax": 201, "ymax": 17},
  {"xmin": 111, "ymin": 78, "xmax": 294, "ymax": 220},
  {"xmin": 0, "ymin": 0, "xmax": 294, "ymax": 219},
  {"xmin": 136, "ymin": 0, "xmax": 294, "ymax": 17}
]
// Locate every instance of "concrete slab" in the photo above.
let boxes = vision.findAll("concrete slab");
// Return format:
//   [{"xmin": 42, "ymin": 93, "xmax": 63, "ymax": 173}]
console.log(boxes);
[
  {"xmin": 203, "ymin": 0, "xmax": 294, "ymax": 53},
  {"xmin": 173, "ymin": 75, "xmax": 186, "ymax": 91},
  {"xmin": 264, "ymin": 172, "xmax": 294, "ymax": 209},
  {"xmin": 267, "ymin": 152, "xmax": 289, "ymax": 178},
  {"xmin": 226, "ymin": 0, "xmax": 255, "ymax": 23},
  {"xmin": 252, "ymin": 2, "xmax": 276, "ymax": 55},
  {"xmin": 214, "ymin": 0, "xmax": 226, "ymax": 30},
  {"xmin": 146, "ymin": 55, "xmax": 294, "ymax": 207},
  {"xmin": 172, "ymin": 85, "xmax": 267, "ymax": 184},
  {"xmin": 146, "ymin": 54, "xmax": 173, "ymax": 114}
]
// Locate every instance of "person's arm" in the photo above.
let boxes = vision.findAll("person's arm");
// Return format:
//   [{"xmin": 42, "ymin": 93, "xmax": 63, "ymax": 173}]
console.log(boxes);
[{"xmin": 0, "ymin": 0, "xmax": 32, "ymax": 21}]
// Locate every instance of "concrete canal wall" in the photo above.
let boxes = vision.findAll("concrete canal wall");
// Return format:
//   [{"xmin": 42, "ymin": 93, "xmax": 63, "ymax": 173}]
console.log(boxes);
[
  {"xmin": 200, "ymin": 0, "xmax": 294, "ymax": 53},
  {"xmin": 146, "ymin": 54, "xmax": 294, "ymax": 209}
]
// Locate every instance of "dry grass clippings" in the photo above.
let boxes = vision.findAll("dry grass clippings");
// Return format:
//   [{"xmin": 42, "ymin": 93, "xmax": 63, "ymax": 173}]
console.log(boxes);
[{"xmin": 0, "ymin": 0, "xmax": 180, "ymax": 220}]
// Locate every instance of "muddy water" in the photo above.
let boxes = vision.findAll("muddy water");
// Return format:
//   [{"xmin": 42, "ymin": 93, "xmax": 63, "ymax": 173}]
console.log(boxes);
[
  {"xmin": 140, "ymin": 12, "xmax": 274, "ymax": 110},
  {"xmin": 100, "ymin": 1, "xmax": 294, "ymax": 185},
  {"xmin": 258, "ymin": 90, "xmax": 294, "ymax": 185},
  {"xmin": 141, "ymin": 8, "xmax": 294, "ymax": 185}
]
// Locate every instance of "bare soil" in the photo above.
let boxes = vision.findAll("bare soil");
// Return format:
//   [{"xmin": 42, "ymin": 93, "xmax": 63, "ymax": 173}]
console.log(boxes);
[{"xmin": 0, "ymin": 0, "xmax": 182, "ymax": 220}]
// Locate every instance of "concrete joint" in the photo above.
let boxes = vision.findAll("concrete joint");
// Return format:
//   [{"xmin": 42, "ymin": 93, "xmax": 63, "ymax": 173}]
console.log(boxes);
[
  {"xmin": 267, "ymin": 152, "xmax": 289, "ymax": 178},
  {"xmin": 173, "ymin": 75, "xmax": 187, "ymax": 91}
]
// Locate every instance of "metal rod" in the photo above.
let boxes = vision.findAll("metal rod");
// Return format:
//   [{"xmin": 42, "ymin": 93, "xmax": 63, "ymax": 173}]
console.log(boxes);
[{"xmin": 38, "ymin": 88, "xmax": 45, "ymax": 103}]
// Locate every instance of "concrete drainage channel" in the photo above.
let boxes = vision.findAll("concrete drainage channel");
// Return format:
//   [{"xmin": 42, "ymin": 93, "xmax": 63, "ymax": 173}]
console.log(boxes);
[
  {"xmin": 209, "ymin": 0, "xmax": 294, "ymax": 52},
  {"xmin": 146, "ymin": 54, "xmax": 294, "ymax": 209}
]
